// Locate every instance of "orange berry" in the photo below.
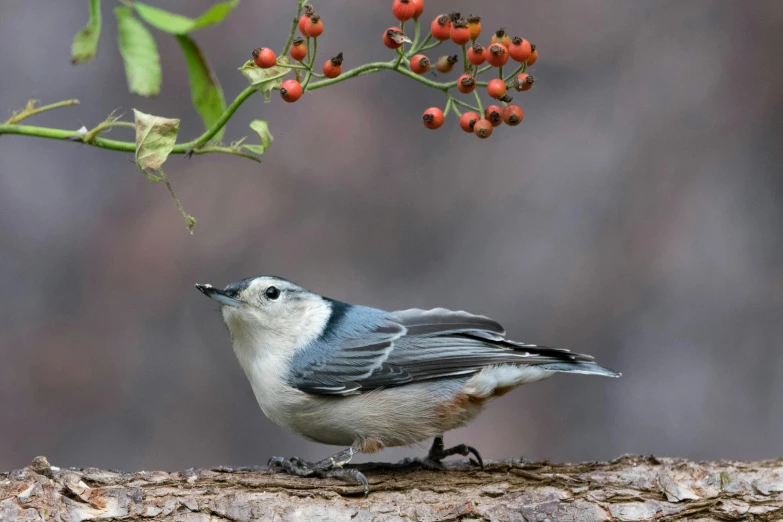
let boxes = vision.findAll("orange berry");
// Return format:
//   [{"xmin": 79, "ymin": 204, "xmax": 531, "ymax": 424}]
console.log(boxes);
[
  {"xmin": 487, "ymin": 43, "xmax": 509, "ymax": 67},
  {"xmin": 450, "ymin": 19, "xmax": 471, "ymax": 45},
  {"xmin": 409, "ymin": 54, "xmax": 431, "ymax": 74},
  {"xmin": 280, "ymin": 79, "xmax": 303, "ymax": 102},
  {"xmin": 457, "ymin": 74, "xmax": 475, "ymax": 94},
  {"xmin": 487, "ymin": 78, "xmax": 507, "ymax": 99},
  {"xmin": 434, "ymin": 54, "xmax": 458, "ymax": 73},
  {"xmin": 392, "ymin": 0, "xmax": 416, "ymax": 22},
  {"xmin": 514, "ymin": 73, "xmax": 535, "ymax": 91},
  {"xmin": 473, "ymin": 119, "xmax": 493, "ymax": 138},
  {"xmin": 411, "ymin": 0, "xmax": 424, "ymax": 19},
  {"xmin": 430, "ymin": 15, "xmax": 452, "ymax": 41},
  {"xmin": 490, "ymin": 28, "xmax": 511, "ymax": 48},
  {"xmin": 467, "ymin": 15, "xmax": 481, "ymax": 40},
  {"xmin": 323, "ymin": 53, "xmax": 343, "ymax": 78},
  {"xmin": 484, "ymin": 105, "xmax": 503, "ymax": 127},
  {"xmin": 422, "ymin": 107, "xmax": 444, "ymax": 129},
  {"xmin": 298, "ymin": 4, "xmax": 314, "ymax": 35},
  {"xmin": 527, "ymin": 45, "xmax": 538, "ymax": 66},
  {"xmin": 459, "ymin": 111, "xmax": 480, "ymax": 132},
  {"xmin": 508, "ymin": 37, "xmax": 532, "ymax": 63},
  {"xmin": 289, "ymin": 36, "xmax": 306, "ymax": 61},
  {"xmin": 304, "ymin": 15, "xmax": 323, "ymax": 37},
  {"xmin": 252, "ymin": 47, "xmax": 277, "ymax": 68},
  {"xmin": 502, "ymin": 104, "xmax": 524, "ymax": 126},
  {"xmin": 383, "ymin": 27, "xmax": 407, "ymax": 49},
  {"xmin": 467, "ymin": 43, "xmax": 486, "ymax": 65}
]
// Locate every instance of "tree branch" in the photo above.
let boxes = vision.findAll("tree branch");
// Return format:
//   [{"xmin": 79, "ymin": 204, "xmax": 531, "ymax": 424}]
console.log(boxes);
[{"xmin": 2, "ymin": 455, "xmax": 781, "ymax": 521}]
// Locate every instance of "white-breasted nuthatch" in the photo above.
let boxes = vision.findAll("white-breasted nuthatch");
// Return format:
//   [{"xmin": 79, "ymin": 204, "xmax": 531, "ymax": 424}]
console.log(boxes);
[{"xmin": 196, "ymin": 276, "xmax": 620, "ymax": 494}]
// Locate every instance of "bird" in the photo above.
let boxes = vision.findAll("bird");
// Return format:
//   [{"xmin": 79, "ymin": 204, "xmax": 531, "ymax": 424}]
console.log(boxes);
[{"xmin": 196, "ymin": 275, "xmax": 620, "ymax": 494}]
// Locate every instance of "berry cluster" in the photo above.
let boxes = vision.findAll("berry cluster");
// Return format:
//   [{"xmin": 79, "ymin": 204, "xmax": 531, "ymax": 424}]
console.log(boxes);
[
  {"xmin": 251, "ymin": 4, "xmax": 342, "ymax": 103},
  {"xmin": 408, "ymin": 8, "xmax": 538, "ymax": 139},
  {"xmin": 248, "ymin": 1, "xmax": 538, "ymax": 139}
]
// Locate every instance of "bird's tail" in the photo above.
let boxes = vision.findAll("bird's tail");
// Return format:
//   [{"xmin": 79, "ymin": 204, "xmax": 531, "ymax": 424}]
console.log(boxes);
[{"xmin": 537, "ymin": 361, "xmax": 621, "ymax": 378}]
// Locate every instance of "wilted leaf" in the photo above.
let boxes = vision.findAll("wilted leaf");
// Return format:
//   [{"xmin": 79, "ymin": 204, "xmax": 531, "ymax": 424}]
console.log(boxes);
[
  {"xmin": 239, "ymin": 56, "xmax": 291, "ymax": 102},
  {"xmin": 133, "ymin": 109, "xmax": 179, "ymax": 171},
  {"xmin": 243, "ymin": 120, "xmax": 273, "ymax": 155},
  {"xmin": 176, "ymin": 35, "xmax": 226, "ymax": 140},
  {"xmin": 134, "ymin": 0, "xmax": 240, "ymax": 35},
  {"xmin": 71, "ymin": 0, "xmax": 102, "ymax": 64},
  {"xmin": 115, "ymin": 7, "xmax": 161, "ymax": 96}
]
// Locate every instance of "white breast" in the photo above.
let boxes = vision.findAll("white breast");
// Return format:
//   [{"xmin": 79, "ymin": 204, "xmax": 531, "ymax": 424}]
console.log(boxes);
[{"xmin": 222, "ymin": 299, "xmax": 331, "ymax": 429}]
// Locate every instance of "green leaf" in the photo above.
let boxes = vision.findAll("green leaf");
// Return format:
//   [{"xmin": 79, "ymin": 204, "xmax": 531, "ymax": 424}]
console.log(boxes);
[
  {"xmin": 133, "ymin": 0, "xmax": 240, "ymax": 35},
  {"xmin": 239, "ymin": 57, "xmax": 291, "ymax": 102},
  {"xmin": 71, "ymin": 0, "xmax": 102, "ymax": 64},
  {"xmin": 243, "ymin": 120, "xmax": 273, "ymax": 155},
  {"xmin": 176, "ymin": 35, "xmax": 226, "ymax": 140},
  {"xmin": 133, "ymin": 109, "xmax": 180, "ymax": 171},
  {"xmin": 115, "ymin": 7, "xmax": 161, "ymax": 96}
]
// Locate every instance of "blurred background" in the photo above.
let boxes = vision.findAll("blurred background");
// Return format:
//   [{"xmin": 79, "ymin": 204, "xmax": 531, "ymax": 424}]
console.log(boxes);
[{"xmin": 1, "ymin": 0, "xmax": 782, "ymax": 472}]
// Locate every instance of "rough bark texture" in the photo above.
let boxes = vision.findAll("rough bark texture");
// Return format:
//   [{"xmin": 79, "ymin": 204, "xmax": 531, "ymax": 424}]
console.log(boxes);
[{"xmin": 2, "ymin": 455, "xmax": 782, "ymax": 521}]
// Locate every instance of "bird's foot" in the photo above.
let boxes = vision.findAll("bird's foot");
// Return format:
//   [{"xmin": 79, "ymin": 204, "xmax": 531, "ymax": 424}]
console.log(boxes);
[
  {"xmin": 400, "ymin": 436, "xmax": 484, "ymax": 470},
  {"xmin": 268, "ymin": 448, "xmax": 369, "ymax": 497}
]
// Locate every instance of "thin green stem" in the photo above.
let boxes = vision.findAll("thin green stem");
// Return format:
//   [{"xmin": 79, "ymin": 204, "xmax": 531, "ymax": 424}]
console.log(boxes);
[
  {"xmin": 410, "ymin": 18, "xmax": 421, "ymax": 53},
  {"xmin": 498, "ymin": 65, "xmax": 503, "ymax": 79},
  {"xmin": 409, "ymin": 32, "xmax": 431, "ymax": 56},
  {"xmin": 475, "ymin": 65, "xmax": 492, "ymax": 77},
  {"xmin": 280, "ymin": 0, "xmax": 305, "ymax": 57},
  {"xmin": 418, "ymin": 39, "xmax": 442, "ymax": 53},
  {"xmin": 473, "ymin": 90, "xmax": 484, "ymax": 115},
  {"xmin": 394, "ymin": 21, "xmax": 406, "ymax": 68},
  {"xmin": 176, "ymin": 86, "xmax": 257, "ymax": 151},
  {"xmin": 302, "ymin": 37, "xmax": 317, "ymax": 88},
  {"xmin": 451, "ymin": 97, "xmax": 481, "ymax": 112},
  {"xmin": 443, "ymin": 97, "xmax": 453, "ymax": 117},
  {"xmin": 5, "ymin": 99, "xmax": 80, "ymax": 124},
  {"xmin": 504, "ymin": 63, "xmax": 525, "ymax": 82},
  {"xmin": 284, "ymin": 62, "xmax": 311, "ymax": 70},
  {"xmin": 462, "ymin": 44, "xmax": 468, "ymax": 73}
]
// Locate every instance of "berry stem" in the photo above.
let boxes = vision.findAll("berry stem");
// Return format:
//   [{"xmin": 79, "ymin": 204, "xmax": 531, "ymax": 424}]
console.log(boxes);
[
  {"xmin": 461, "ymin": 44, "xmax": 468, "ymax": 73},
  {"xmin": 450, "ymin": 96, "xmax": 481, "ymax": 113},
  {"xmin": 409, "ymin": 33, "xmax": 432, "ymax": 56},
  {"xmin": 443, "ymin": 97, "xmax": 453, "ymax": 117},
  {"xmin": 410, "ymin": 17, "xmax": 421, "ymax": 53},
  {"xmin": 498, "ymin": 66, "xmax": 503, "ymax": 79},
  {"xmin": 394, "ymin": 21, "xmax": 406, "ymax": 69},
  {"xmin": 302, "ymin": 36, "xmax": 318, "ymax": 88},
  {"xmin": 417, "ymin": 39, "xmax": 442, "ymax": 52},
  {"xmin": 503, "ymin": 63, "xmax": 525, "ymax": 82},
  {"xmin": 472, "ymin": 89, "xmax": 484, "ymax": 115},
  {"xmin": 282, "ymin": 62, "xmax": 311, "ymax": 70},
  {"xmin": 280, "ymin": 0, "xmax": 305, "ymax": 56}
]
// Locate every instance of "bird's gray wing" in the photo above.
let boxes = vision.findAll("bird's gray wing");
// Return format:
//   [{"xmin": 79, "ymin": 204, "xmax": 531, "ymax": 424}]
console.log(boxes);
[
  {"xmin": 288, "ymin": 303, "xmax": 411, "ymax": 395},
  {"xmin": 289, "ymin": 306, "xmax": 611, "ymax": 396}
]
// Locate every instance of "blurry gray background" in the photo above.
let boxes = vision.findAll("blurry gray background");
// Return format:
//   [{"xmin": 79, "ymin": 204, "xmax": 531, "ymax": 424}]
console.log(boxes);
[{"xmin": 1, "ymin": 0, "xmax": 782, "ymax": 472}]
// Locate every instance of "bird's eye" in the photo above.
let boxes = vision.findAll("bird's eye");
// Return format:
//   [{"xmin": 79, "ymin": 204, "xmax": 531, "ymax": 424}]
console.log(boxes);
[{"xmin": 265, "ymin": 286, "xmax": 280, "ymax": 300}]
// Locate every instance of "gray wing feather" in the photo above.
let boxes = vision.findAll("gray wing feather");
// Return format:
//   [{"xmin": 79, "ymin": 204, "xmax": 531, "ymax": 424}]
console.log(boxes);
[
  {"xmin": 391, "ymin": 308, "xmax": 506, "ymax": 338},
  {"xmin": 290, "ymin": 306, "xmax": 614, "ymax": 396}
]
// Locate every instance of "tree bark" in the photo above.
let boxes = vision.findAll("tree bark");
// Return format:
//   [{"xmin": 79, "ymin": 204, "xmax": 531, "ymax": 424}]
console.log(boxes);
[{"xmin": 2, "ymin": 455, "xmax": 782, "ymax": 521}]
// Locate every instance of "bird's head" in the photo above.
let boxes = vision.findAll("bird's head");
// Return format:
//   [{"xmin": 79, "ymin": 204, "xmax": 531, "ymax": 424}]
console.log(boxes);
[{"xmin": 196, "ymin": 276, "xmax": 331, "ymax": 348}]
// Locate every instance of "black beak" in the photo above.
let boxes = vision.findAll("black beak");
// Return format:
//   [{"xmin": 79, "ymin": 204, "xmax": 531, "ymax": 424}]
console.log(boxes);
[{"xmin": 195, "ymin": 283, "xmax": 241, "ymax": 306}]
